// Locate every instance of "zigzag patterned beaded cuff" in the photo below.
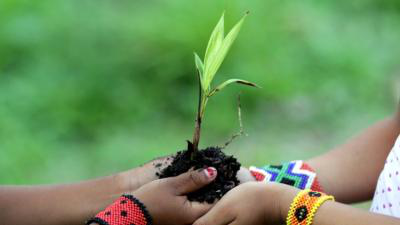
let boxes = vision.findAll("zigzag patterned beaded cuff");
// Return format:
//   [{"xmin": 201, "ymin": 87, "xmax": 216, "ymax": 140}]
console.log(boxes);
[
  {"xmin": 86, "ymin": 195, "xmax": 153, "ymax": 225},
  {"xmin": 249, "ymin": 161, "xmax": 323, "ymax": 192}
]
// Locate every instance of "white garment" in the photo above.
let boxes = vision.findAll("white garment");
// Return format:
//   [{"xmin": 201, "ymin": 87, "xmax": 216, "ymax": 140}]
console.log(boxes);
[{"xmin": 370, "ymin": 134, "xmax": 400, "ymax": 218}]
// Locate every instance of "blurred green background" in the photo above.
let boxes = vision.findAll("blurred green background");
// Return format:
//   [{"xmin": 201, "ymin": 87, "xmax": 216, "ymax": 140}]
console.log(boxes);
[{"xmin": 0, "ymin": 0, "xmax": 399, "ymax": 197}]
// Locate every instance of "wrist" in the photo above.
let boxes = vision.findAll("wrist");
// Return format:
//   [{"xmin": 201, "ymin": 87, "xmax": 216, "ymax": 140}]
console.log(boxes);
[
  {"xmin": 86, "ymin": 194, "xmax": 152, "ymax": 225},
  {"xmin": 276, "ymin": 185, "xmax": 300, "ymax": 224},
  {"xmin": 117, "ymin": 166, "xmax": 154, "ymax": 193},
  {"xmin": 258, "ymin": 183, "xmax": 296, "ymax": 224},
  {"xmin": 114, "ymin": 171, "xmax": 134, "ymax": 194}
]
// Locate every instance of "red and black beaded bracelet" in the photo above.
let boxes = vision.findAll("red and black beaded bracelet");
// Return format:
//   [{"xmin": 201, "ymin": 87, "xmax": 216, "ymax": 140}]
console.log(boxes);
[{"xmin": 86, "ymin": 194, "xmax": 153, "ymax": 225}]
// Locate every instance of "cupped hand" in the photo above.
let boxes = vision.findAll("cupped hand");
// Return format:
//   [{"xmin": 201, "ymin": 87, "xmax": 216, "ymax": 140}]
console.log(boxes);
[
  {"xmin": 119, "ymin": 155, "xmax": 174, "ymax": 192},
  {"xmin": 132, "ymin": 167, "xmax": 218, "ymax": 225},
  {"xmin": 193, "ymin": 182, "xmax": 296, "ymax": 225}
]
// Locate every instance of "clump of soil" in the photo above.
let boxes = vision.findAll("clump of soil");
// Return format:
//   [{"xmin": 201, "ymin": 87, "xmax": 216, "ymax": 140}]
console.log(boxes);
[{"xmin": 158, "ymin": 146, "xmax": 241, "ymax": 203}]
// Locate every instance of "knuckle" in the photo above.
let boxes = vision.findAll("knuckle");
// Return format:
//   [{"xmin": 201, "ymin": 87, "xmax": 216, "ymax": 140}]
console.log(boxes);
[
  {"xmin": 182, "ymin": 206, "xmax": 197, "ymax": 224},
  {"xmin": 159, "ymin": 178, "xmax": 173, "ymax": 190},
  {"xmin": 158, "ymin": 178, "xmax": 168, "ymax": 186},
  {"xmin": 193, "ymin": 220, "xmax": 206, "ymax": 225},
  {"xmin": 190, "ymin": 171, "xmax": 203, "ymax": 186}
]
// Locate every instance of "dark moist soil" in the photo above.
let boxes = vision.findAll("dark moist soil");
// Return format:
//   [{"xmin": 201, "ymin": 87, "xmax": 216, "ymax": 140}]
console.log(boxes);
[{"xmin": 157, "ymin": 146, "xmax": 241, "ymax": 203}]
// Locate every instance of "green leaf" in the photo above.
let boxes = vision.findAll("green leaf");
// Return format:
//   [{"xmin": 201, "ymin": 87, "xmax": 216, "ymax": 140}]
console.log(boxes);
[
  {"xmin": 194, "ymin": 52, "xmax": 205, "ymax": 89},
  {"xmin": 204, "ymin": 12, "xmax": 225, "ymax": 75},
  {"xmin": 208, "ymin": 78, "xmax": 259, "ymax": 97},
  {"xmin": 203, "ymin": 12, "xmax": 248, "ymax": 90}
]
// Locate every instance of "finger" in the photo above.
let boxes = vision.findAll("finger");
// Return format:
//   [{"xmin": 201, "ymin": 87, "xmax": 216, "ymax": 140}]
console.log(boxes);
[
  {"xmin": 228, "ymin": 221, "xmax": 239, "ymax": 225},
  {"xmin": 192, "ymin": 204, "xmax": 235, "ymax": 225},
  {"xmin": 185, "ymin": 200, "xmax": 214, "ymax": 219},
  {"xmin": 236, "ymin": 167, "xmax": 256, "ymax": 184},
  {"xmin": 171, "ymin": 167, "xmax": 217, "ymax": 195},
  {"xmin": 194, "ymin": 215, "xmax": 235, "ymax": 225}
]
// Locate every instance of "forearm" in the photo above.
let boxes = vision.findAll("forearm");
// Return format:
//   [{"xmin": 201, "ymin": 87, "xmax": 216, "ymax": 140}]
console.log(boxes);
[
  {"xmin": 314, "ymin": 202, "xmax": 400, "ymax": 225},
  {"xmin": 280, "ymin": 187, "xmax": 400, "ymax": 225},
  {"xmin": 0, "ymin": 174, "xmax": 126, "ymax": 225},
  {"xmin": 0, "ymin": 165, "xmax": 157, "ymax": 225},
  {"xmin": 306, "ymin": 115, "xmax": 400, "ymax": 203}
]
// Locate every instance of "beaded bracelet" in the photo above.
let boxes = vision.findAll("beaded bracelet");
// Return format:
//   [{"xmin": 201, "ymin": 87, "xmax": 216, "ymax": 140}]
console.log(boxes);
[
  {"xmin": 249, "ymin": 161, "xmax": 323, "ymax": 192},
  {"xmin": 86, "ymin": 194, "xmax": 153, "ymax": 225},
  {"xmin": 286, "ymin": 189, "xmax": 334, "ymax": 225}
]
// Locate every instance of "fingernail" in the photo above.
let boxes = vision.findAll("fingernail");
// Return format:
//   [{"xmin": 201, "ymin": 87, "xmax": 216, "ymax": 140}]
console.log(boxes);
[{"xmin": 204, "ymin": 167, "xmax": 217, "ymax": 178}]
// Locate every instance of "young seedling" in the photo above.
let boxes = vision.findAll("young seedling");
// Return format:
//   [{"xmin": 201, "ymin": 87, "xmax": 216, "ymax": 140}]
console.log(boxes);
[
  {"xmin": 190, "ymin": 11, "xmax": 258, "ymax": 157},
  {"xmin": 158, "ymin": 12, "xmax": 259, "ymax": 203}
]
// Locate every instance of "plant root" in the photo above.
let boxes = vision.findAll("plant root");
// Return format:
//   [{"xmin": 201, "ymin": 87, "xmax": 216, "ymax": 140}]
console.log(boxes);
[{"xmin": 220, "ymin": 92, "xmax": 248, "ymax": 150}]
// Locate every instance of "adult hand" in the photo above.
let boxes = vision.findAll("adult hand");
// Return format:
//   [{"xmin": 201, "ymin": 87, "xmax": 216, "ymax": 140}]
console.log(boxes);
[
  {"xmin": 193, "ymin": 182, "xmax": 296, "ymax": 225},
  {"xmin": 132, "ymin": 167, "xmax": 218, "ymax": 225}
]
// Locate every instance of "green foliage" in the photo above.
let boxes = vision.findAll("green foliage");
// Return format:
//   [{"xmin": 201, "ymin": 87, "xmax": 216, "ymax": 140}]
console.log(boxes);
[
  {"xmin": 209, "ymin": 79, "xmax": 259, "ymax": 97},
  {"xmin": 195, "ymin": 12, "xmax": 256, "ymax": 97},
  {"xmin": 191, "ymin": 12, "xmax": 258, "ymax": 150},
  {"xmin": 193, "ymin": 12, "xmax": 258, "ymax": 131}
]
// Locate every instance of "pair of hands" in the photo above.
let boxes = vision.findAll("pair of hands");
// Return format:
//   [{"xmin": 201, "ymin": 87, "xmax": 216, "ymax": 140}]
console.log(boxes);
[{"xmin": 129, "ymin": 158, "xmax": 296, "ymax": 225}]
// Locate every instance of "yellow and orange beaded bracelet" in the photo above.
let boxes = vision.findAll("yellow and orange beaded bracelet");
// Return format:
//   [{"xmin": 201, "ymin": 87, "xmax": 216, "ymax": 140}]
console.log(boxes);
[{"xmin": 286, "ymin": 189, "xmax": 334, "ymax": 225}]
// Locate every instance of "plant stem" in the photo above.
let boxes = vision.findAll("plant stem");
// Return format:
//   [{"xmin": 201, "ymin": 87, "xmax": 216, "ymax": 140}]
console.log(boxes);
[
  {"xmin": 192, "ymin": 95, "xmax": 207, "ymax": 150},
  {"xmin": 190, "ymin": 72, "xmax": 205, "ymax": 157},
  {"xmin": 191, "ymin": 113, "xmax": 201, "ymax": 154}
]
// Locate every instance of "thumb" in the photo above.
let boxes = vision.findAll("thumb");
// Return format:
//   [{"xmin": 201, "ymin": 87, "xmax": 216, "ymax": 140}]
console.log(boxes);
[{"xmin": 171, "ymin": 167, "xmax": 217, "ymax": 195}]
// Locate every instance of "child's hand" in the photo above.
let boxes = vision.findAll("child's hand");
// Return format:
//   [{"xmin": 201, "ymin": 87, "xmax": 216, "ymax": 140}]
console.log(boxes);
[
  {"xmin": 193, "ymin": 182, "xmax": 294, "ymax": 225},
  {"xmin": 132, "ymin": 167, "xmax": 217, "ymax": 225},
  {"xmin": 119, "ymin": 155, "xmax": 173, "ymax": 192}
]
